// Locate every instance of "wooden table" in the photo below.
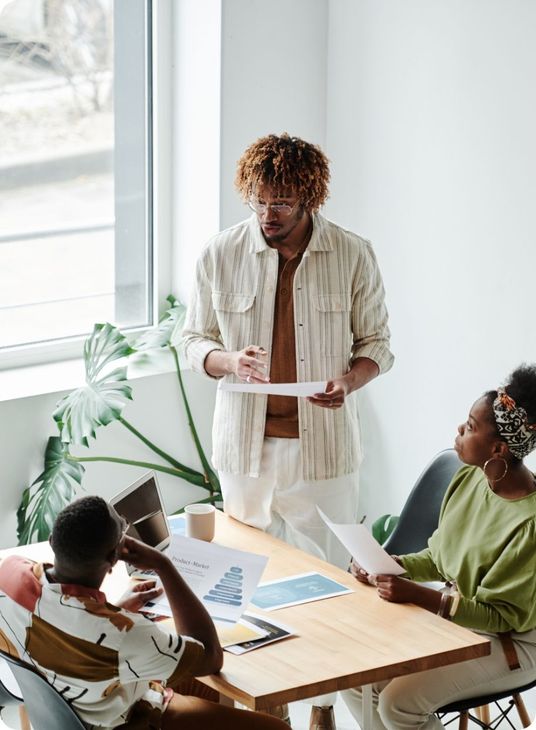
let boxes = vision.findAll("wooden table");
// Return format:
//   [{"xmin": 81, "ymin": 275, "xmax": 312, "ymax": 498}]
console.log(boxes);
[
  {"xmin": 2, "ymin": 514, "xmax": 490, "ymax": 729},
  {"xmin": 196, "ymin": 512, "xmax": 490, "ymax": 727}
]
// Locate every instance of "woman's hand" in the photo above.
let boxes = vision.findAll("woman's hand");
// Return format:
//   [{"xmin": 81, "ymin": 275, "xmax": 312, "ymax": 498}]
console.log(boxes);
[
  {"xmin": 375, "ymin": 575, "xmax": 443, "ymax": 613},
  {"xmin": 375, "ymin": 575, "xmax": 421, "ymax": 602},
  {"xmin": 350, "ymin": 558, "xmax": 373, "ymax": 585},
  {"xmin": 117, "ymin": 579, "xmax": 163, "ymax": 612}
]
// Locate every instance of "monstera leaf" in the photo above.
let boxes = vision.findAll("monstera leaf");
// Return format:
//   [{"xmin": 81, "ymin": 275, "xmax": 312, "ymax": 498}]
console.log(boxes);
[
  {"xmin": 372, "ymin": 514, "xmax": 399, "ymax": 545},
  {"xmin": 17, "ymin": 299, "xmax": 221, "ymax": 546},
  {"xmin": 133, "ymin": 295, "xmax": 186, "ymax": 351},
  {"xmin": 133, "ymin": 296, "xmax": 220, "ymax": 495},
  {"xmin": 17, "ymin": 437, "xmax": 85, "ymax": 544},
  {"xmin": 53, "ymin": 323, "xmax": 135, "ymax": 446}
]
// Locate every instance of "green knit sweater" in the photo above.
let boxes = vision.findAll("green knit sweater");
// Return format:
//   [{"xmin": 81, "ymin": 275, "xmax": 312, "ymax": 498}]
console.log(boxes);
[{"xmin": 400, "ymin": 465, "xmax": 536, "ymax": 633}]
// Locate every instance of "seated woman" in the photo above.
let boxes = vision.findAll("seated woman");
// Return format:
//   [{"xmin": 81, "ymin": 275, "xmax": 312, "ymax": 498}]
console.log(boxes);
[{"xmin": 343, "ymin": 363, "xmax": 536, "ymax": 730}]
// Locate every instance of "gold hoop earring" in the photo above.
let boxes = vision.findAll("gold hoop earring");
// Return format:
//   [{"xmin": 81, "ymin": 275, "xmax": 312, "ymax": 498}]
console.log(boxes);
[{"xmin": 483, "ymin": 457, "xmax": 508, "ymax": 485}]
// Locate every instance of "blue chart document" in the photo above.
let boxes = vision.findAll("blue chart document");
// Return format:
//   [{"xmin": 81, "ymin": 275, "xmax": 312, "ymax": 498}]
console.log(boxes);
[
  {"xmin": 251, "ymin": 571, "xmax": 352, "ymax": 611},
  {"xmin": 167, "ymin": 515, "xmax": 186, "ymax": 536},
  {"xmin": 149, "ymin": 535, "xmax": 268, "ymax": 624},
  {"xmin": 204, "ymin": 565, "xmax": 245, "ymax": 608}
]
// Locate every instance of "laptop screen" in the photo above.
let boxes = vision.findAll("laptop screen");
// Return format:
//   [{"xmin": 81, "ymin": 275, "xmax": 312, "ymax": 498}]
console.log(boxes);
[{"xmin": 110, "ymin": 472, "xmax": 170, "ymax": 552}]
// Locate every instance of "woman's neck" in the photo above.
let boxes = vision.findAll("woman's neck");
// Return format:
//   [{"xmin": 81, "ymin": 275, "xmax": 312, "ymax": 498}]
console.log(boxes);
[{"xmin": 489, "ymin": 463, "xmax": 536, "ymax": 499}]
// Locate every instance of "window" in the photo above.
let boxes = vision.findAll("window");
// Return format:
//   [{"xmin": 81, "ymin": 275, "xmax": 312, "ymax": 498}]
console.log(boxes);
[{"xmin": 0, "ymin": 0, "xmax": 153, "ymax": 359}]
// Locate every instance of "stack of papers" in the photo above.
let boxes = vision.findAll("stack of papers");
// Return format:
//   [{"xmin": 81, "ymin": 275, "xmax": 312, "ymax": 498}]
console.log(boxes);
[
  {"xmin": 225, "ymin": 613, "xmax": 295, "ymax": 655},
  {"xmin": 215, "ymin": 617, "xmax": 269, "ymax": 647}
]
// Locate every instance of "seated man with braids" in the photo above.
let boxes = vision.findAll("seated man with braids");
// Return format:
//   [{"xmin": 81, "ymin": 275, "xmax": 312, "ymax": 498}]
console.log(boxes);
[{"xmin": 0, "ymin": 496, "xmax": 289, "ymax": 729}]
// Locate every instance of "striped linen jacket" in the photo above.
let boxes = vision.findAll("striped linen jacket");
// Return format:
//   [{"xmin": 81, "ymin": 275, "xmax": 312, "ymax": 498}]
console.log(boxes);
[{"xmin": 182, "ymin": 213, "xmax": 394, "ymax": 481}]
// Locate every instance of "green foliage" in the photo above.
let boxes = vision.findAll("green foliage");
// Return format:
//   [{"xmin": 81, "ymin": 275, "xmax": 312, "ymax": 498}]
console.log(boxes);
[
  {"xmin": 371, "ymin": 514, "xmax": 399, "ymax": 545},
  {"xmin": 17, "ymin": 297, "xmax": 221, "ymax": 545},
  {"xmin": 17, "ymin": 437, "xmax": 85, "ymax": 544},
  {"xmin": 133, "ymin": 295, "xmax": 186, "ymax": 351},
  {"xmin": 53, "ymin": 323, "xmax": 134, "ymax": 446}
]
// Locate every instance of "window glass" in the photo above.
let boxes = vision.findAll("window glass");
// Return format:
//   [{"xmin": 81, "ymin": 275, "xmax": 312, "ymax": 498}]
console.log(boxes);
[{"xmin": 0, "ymin": 0, "xmax": 152, "ymax": 352}]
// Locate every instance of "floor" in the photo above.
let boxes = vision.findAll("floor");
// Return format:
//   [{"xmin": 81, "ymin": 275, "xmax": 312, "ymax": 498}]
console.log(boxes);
[
  {"xmin": 0, "ymin": 697, "xmax": 358, "ymax": 730},
  {"xmin": 289, "ymin": 696, "xmax": 357, "ymax": 729},
  {"xmin": 1, "ymin": 692, "xmax": 534, "ymax": 729}
]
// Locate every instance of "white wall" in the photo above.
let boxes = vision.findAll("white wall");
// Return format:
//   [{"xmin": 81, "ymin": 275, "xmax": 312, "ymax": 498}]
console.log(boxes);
[
  {"xmin": 2, "ymin": 1, "xmax": 536, "ymax": 552},
  {"xmin": 0, "ymin": 368, "xmax": 217, "ymax": 547},
  {"xmin": 173, "ymin": 0, "xmax": 329, "ymax": 303},
  {"xmin": 219, "ymin": 0, "xmax": 328, "ymax": 230},
  {"xmin": 172, "ymin": 0, "xmax": 222, "ymax": 301},
  {"xmin": 325, "ymin": 0, "xmax": 536, "ymax": 522},
  {"xmin": 0, "ymin": 0, "xmax": 330, "ymax": 549}
]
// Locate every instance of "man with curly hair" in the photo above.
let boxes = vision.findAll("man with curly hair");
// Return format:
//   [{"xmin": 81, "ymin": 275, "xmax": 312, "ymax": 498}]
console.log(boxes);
[{"xmin": 183, "ymin": 133, "xmax": 394, "ymax": 569}]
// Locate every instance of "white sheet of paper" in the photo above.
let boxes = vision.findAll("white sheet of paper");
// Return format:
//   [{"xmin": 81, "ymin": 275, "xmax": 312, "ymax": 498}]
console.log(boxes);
[
  {"xmin": 219, "ymin": 380, "xmax": 327, "ymax": 397},
  {"xmin": 149, "ymin": 535, "xmax": 268, "ymax": 623},
  {"xmin": 317, "ymin": 508, "xmax": 405, "ymax": 576}
]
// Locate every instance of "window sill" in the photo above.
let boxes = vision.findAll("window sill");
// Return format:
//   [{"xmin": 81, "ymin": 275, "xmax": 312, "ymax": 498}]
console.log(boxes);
[{"xmin": 0, "ymin": 349, "xmax": 180, "ymax": 404}]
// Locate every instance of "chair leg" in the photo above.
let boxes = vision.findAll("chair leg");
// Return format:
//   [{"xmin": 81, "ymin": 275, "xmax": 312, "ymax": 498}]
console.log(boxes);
[
  {"xmin": 309, "ymin": 705, "xmax": 336, "ymax": 730},
  {"xmin": 512, "ymin": 693, "xmax": 532, "ymax": 728},
  {"xmin": 476, "ymin": 705, "xmax": 491, "ymax": 725},
  {"xmin": 458, "ymin": 710, "xmax": 469, "ymax": 730},
  {"xmin": 18, "ymin": 706, "xmax": 31, "ymax": 730}
]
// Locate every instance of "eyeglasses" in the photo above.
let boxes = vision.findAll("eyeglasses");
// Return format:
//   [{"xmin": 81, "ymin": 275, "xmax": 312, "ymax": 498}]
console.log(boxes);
[
  {"xmin": 248, "ymin": 199, "xmax": 299, "ymax": 217},
  {"xmin": 119, "ymin": 516, "xmax": 131, "ymax": 542}
]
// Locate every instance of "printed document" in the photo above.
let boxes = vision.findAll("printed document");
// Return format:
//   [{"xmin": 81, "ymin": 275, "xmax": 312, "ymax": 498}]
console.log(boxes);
[
  {"xmin": 251, "ymin": 571, "xmax": 352, "ymax": 611},
  {"xmin": 149, "ymin": 534, "xmax": 268, "ymax": 623},
  {"xmin": 225, "ymin": 613, "xmax": 295, "ymax": 654},
  {"xmin": 318, "ymin": 508, "xmax": 405, "ymax": 576},
  {"xmin": 219, "ymin": 380, "xmax": 327, "ymax": 397}
]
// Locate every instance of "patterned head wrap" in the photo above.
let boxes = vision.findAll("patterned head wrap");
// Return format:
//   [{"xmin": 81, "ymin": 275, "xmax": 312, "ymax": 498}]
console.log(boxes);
[{"xmin": 493, "ymin": 388, "xmax": 536, "ymax": 459}]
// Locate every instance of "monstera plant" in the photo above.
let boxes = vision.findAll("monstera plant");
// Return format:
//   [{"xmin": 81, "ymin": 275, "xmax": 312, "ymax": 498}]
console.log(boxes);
[
  {"xmin": 371, "ymin": 514, "xmax": 399, "ymax": 545},
  {"xmin": 17, "ymin": 296, "xmax": 221, "ymax": 545}
]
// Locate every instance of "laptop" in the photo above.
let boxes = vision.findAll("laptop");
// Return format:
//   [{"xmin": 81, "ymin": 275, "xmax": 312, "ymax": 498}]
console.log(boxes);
[{"xmin": 110, "ymin": 471, "xmax": 171, "ymax": 577}]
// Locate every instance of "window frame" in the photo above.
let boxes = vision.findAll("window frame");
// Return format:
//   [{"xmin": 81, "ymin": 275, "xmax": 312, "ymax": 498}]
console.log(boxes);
[{"xmin": 0, "ymin": 0, "xmax": 169, "ymax": 372}]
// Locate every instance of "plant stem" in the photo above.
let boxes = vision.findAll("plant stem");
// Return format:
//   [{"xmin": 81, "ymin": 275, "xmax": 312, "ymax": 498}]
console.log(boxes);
[
  {"xmin": 170, "ymin": 345, "xmax": 218, "ymax": 493},
  {"xmin": 117, "ymin": 416, "xmax": 200, "ymax": 476},
  {"xmin": 171, "ymin": 494, "xmax": 219, "ymax": 514},
  {"xmin": 69, "ymin": 455, "xmax": 208, "ymax": 487}
]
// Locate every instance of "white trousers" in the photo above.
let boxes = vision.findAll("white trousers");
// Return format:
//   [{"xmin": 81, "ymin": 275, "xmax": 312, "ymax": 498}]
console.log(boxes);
[
  {"xmin": 342, "ymin": 628, "xmax": 536, "ymax": 730},
  {"xmin": 218, "ymin": 437, "xmax": 359, "ymax": 570}
]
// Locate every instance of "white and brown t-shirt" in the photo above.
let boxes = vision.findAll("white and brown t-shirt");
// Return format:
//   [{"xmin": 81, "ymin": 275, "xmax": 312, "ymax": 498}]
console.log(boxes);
[{"xmin": 0, "ymin": 555, "xmax": 205, "ymax": 729}]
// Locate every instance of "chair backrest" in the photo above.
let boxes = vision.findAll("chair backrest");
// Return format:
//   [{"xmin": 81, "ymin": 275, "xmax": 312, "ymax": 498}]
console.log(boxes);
[
  {"xmin": 382, "ymin": 448, "xmax": 463, "ymax": 555},
  {"xmin": 0, "ymin": 657, "xmax": 22, "ymax": 708},
  {"xmin": 0, "ymin": 650, "xmax": 88, "ymax": 729}
]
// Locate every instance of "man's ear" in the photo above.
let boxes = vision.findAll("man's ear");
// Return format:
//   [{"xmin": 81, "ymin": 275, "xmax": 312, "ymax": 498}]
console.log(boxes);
[{"xmin": 105, "ymin": 547, "xmax": 119, "ymax": 568}]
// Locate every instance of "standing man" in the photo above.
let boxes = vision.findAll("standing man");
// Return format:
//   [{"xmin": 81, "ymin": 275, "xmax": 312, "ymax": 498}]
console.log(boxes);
[{"xmin": 183, "ymin": 133, "xmax": 394, "ymax": 568}]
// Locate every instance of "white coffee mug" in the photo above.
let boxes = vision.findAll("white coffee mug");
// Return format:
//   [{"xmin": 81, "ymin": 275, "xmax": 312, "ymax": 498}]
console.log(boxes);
[{"xmin": 185, "ymin": 503, "xmax": 216, "ymax": 541}]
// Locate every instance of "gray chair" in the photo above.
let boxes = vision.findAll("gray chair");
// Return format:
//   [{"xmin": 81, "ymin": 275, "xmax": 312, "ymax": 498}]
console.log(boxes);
[
  {"xmin": 0, "ymin": 657, "xmax": 23, "ymax": 722},
  {"xmin": 382, "ymin": 448, "xmax": 462, "ymax": 555},
  {"xmin": 0, "ymin": 650, "xmax": 88, "ymax": 730},
  {"xmin": 382, "ymin": 450, "xmax": 536, "ymax": 730},
  {"xmin": 437, "ymin": 677, "xmax": 536, "ymax": 730}
]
